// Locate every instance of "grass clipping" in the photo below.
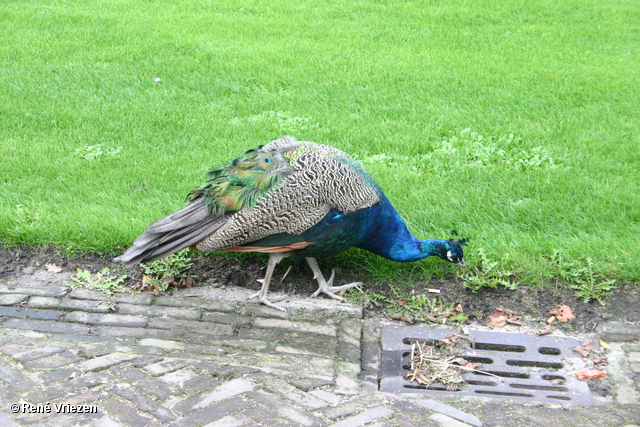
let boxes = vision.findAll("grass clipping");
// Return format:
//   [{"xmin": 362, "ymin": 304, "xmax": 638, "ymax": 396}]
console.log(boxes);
[{"xmin": 405, "ymin": 331, "xmax": 485, "ymax": 391}]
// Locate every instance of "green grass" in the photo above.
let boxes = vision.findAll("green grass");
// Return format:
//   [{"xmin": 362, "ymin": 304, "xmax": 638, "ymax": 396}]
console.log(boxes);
[{"xmin": 1, "ymin": 0, "xmax": 639, "ymax": 298}]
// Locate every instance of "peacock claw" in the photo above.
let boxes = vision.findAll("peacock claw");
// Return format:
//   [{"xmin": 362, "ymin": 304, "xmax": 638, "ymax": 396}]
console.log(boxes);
[
  {"xmin": 248, "ymin": 291, "xmax": 288, "ymax": 312},
  {"xmin": 311, "ymin": 281, "xmax": 362, "ymax": 301}
]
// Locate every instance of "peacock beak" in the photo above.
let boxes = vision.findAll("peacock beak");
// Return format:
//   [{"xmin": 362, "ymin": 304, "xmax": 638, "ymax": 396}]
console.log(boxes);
[{"xmin": 458, "ymin": 258, "xmax": 467, "ymax": 267}]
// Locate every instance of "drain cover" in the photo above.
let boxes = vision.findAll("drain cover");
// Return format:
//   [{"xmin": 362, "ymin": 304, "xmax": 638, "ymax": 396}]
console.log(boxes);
[{"xmin": 380, "ymin": 326, "xmax": 595, "ymax": 404}]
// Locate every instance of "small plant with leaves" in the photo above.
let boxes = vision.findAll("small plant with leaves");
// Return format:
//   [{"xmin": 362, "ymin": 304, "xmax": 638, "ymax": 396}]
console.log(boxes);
[
  {"xmin": 550, "ymin": 251, "xmax": 615, "ymax": 305},
  {"xmin": 138, "ymin": 249, "xmax": 195, "ymax": 294},
  {"xmin": 386, "ymin": 283, "xmax": 468, "ymax": 324},
  {"xmin": 68, "ymin": 268, "xmax": 127, "ymax": 297},
  {"xmin": 458, "ymin": 248, "xmax": 519, "ymax": 292},
  {"xmin": 75, "ymin": 144, "xmax": 122, "ymax": 160}
]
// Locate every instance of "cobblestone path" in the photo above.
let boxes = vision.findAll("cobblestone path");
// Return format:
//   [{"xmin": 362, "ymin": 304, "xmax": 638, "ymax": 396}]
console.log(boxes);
[{"xmin": 0, "ymin": 283, "xmax": 639, "ymax": 427}]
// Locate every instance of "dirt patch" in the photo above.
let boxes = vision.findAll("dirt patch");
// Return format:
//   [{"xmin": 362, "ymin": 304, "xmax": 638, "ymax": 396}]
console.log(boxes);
[{"xmin": 1, "ymin": 245, "xmax": 639, "ymax": 333}]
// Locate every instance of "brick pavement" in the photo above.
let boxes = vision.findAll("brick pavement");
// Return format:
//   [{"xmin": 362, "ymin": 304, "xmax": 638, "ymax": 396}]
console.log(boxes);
[{"xmin": 0, "ymin": 282, "xmax": 639, "ymax": 427}]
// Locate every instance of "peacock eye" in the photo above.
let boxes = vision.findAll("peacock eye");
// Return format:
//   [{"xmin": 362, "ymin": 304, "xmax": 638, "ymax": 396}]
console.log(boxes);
[{"xmin": 264, "ymin": 157, "xmax": 271, "ymax": 164}]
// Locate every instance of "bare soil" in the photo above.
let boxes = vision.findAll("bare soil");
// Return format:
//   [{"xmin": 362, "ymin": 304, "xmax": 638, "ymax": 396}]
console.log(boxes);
[{"xmin": 1, "ymin": 245, "xmax": 639, "ymax": 334}]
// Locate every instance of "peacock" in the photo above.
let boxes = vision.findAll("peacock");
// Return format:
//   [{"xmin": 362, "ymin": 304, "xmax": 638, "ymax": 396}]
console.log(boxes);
[{"xmin": 114, "ymin": 136, "xmax": 466, "ymax": 311}]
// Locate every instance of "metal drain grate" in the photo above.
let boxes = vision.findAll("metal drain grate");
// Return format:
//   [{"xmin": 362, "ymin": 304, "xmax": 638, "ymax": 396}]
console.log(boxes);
[{"xmin": 380, "ymin": 326, "xmax": 596, "ymax": 404}]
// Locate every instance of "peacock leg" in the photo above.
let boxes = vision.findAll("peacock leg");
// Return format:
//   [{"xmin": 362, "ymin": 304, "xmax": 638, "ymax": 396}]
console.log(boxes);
[
  {"xmin": 248, "ymin": 252, "xmax": 289, "ymax": 311},
  {"xmin": 306, "ymin": 257, "xmax": 362, "ymax": 301}
]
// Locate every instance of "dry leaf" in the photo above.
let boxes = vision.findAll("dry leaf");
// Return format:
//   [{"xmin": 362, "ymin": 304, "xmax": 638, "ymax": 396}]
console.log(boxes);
[
  {"xmin": 487, "ymin": 310, "xmax": 508, "ymax": 327},
  {"xmin": 550, "ymin": 378, "xmax": 564, "ymax": 385},
  {"xmin": 45, "ymin": 264, "xmax": 62, "ymax": 273},
  {"xmin": 461, "ymin": 362, "xmax": 482, "ymax": 372},
  {"xmin": 182, "ymin": 293, "xmax": 198, "ymax": 297},
  {"xmin": 573, "ymin": 346, "xmax": 590, "ymax": 357},
  {"xmin": 537, "ymin": 325, "xmax": 553, "ymax": 336},
  {"xmin": 396, "ymin": 299, "xmax": 406, "ymax": 306},
  {"xmin": 162, "ymin": 274, "xmax": 176, "ymax": 285},
  {"xmin": 598, "ymin": 339, "xmax": 611, "ymax": 350},
  {"xmin": 506, "ymin": 317, "xmax": 522, "ymax": 326},
  {"xmin": 496, "ymin": 307, "xmax": 518, "ymax": 316},
  {"xmin": 389, "ymin": 312, "xmax": 414, "ymax": 324},
  {"xmin": 549, "ymin": 305, "xmax": 576, "ymax": 322},
  {"xmin": 594, "ymin": 358, "xmax": 608, "ymax": 366},
  {"xmin": 145, "ymin": 283, "xmax": 161, "ymax": 296},
  {"xmin": 440, "ymin": 336, "xmax": 458, "ymax": 347},
  {"xmin": 575, "ymin": 369, "xmax": 607, "ymax": 380},
  {"xmin": 454, "ymin": 304, "xmax": 464, "ymax": 313},
  {"xmin": 178, "ymin": 277, "xmax": 195, "ymax": 288}
]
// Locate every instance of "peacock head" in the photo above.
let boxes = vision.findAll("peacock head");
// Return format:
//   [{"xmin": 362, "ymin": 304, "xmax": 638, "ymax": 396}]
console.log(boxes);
[{"xmin": 443, "ymin": 239, "xmax": 466, "ymax": 267}]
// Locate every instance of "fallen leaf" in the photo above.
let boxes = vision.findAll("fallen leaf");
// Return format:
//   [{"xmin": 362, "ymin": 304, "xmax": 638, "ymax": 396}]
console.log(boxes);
[
  {"xmin": 506, "ymin": 317, "xmax": 522, "ymax": 326},
  {"xmin": 550, "ymin": 378, "xmax": 564, "ymax": 385},
  {"xmin": 594, "ymin": 358, "xmax": 608, "ymax": 365},
  {"xmin": 182, "ymin": 293, "xmax": 198, "ymax": 297},
  {"xmin": 389, "ymin": 312, "xmax": 414, "ymax": 324},
  {"xmin": 460, "ymin": 362, "xmax": 482, "ymax": 372},
  {"xmin": 415, "ymin": 373, "xmax": 431, "ymax": 385},
  {"xmin": 487, "ymin": 310, "xmax": 508, "ymax": 327},
  {"xmin": 496, "ymin": 307, "xmax": 518, "ymax": 316},
  {"xmin": 537, "ymin": 325, "xmax": 553, "ymax": 336},
  {"xmin": 454, "ymin": 304, "xmax": 464, "ymax": 313},
  {"xmin": 549, "ymin": 305, "xmax": 575, "ymax": 322},
  {"xmin": 45, "ymin": 264, "xmax": 62, "ymax": 273},
  {"xmin": 145, "ymin": 283, "xmax": 161, "ymax": 296},
  {"xmin": 575, "ymin": 369, "xmax": 607, "ymax": 380},
  {"xmin": 598, "ymin": 339, "xmax": 611, "ymax": 350},
  {"xmin": 162, "ymin": 274, "xmax": 176, "ymax": 285},
  {"xmin": 178, "ymin": 277, "xmax": 195, "ymax": 288},
  {"xmin": 440, "ymin": 336, "xmax": 458, "ymax": 346},
  {"xmin": 396, "ymin": 299, "xmax": 406, "ymax": 306},
  {"xmin": 573, "ymin": 346, "xmax": 591, "ymax": 357}
]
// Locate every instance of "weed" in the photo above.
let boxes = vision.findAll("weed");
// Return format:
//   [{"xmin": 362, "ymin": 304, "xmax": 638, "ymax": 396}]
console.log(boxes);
[
  {"xmin": 458, "ymin": 248, "xmax": 519, "ymax": 292},
  {"xmin": 386, "ymin": 283, "xmax": 467, "ymax": 324},
  {"xmin": 344, "ymin": 285, "xmax": 389, "ymax": 307},
  {"xmin": 140, "ymin": 249, "xmax": 194, "ymax": 293},
  {"xmin": 232, "ymin": 110, "xmax": 323, "ymax": 134},
  {"xmin": 75, "ymin": 144, "xmax": 122, "ymax": 160},
  {"xmin": 550, "ymin": 251, "xmax": 616, "ymax": 305},
  {"xmin": 425, "ymin": 128, "xmax": 556, "ymax": 172},
  {"xmin": 68, "ymin": 268, "xmax": 127, "ymax": 297}
]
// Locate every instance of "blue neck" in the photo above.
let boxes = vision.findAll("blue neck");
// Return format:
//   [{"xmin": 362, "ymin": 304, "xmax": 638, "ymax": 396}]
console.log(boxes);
[{"xmin": 356, "ymin": 196, "xmax": 448, "ymax": 262}]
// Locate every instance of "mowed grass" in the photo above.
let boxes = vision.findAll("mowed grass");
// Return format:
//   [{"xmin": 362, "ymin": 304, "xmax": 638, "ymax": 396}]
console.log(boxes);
[{"xmin": 1, "ymin": 0, "xmax": 638, "ymax": 297}]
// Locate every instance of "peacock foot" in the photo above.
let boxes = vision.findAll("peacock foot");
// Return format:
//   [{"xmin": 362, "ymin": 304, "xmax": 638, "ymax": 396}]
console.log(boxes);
[
  {"xmin": 310, "ymin": 268, "xmax": 362, "ymax": 301},
  {"xmin": 248, "ymin": 291, "xmax": 288, "ymax": 312}
]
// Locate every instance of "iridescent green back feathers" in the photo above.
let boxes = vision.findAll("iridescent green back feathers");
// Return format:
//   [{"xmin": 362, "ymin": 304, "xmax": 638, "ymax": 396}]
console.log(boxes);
[{"xmin": 187, "ymin": 147, "xmax": 286, "ymax": 216}]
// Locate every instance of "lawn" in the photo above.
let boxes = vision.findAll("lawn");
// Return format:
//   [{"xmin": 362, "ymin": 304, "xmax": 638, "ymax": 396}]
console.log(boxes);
[{"xmin": 1, "ymin": 0, "xmax": 638, "ymax": 301}]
